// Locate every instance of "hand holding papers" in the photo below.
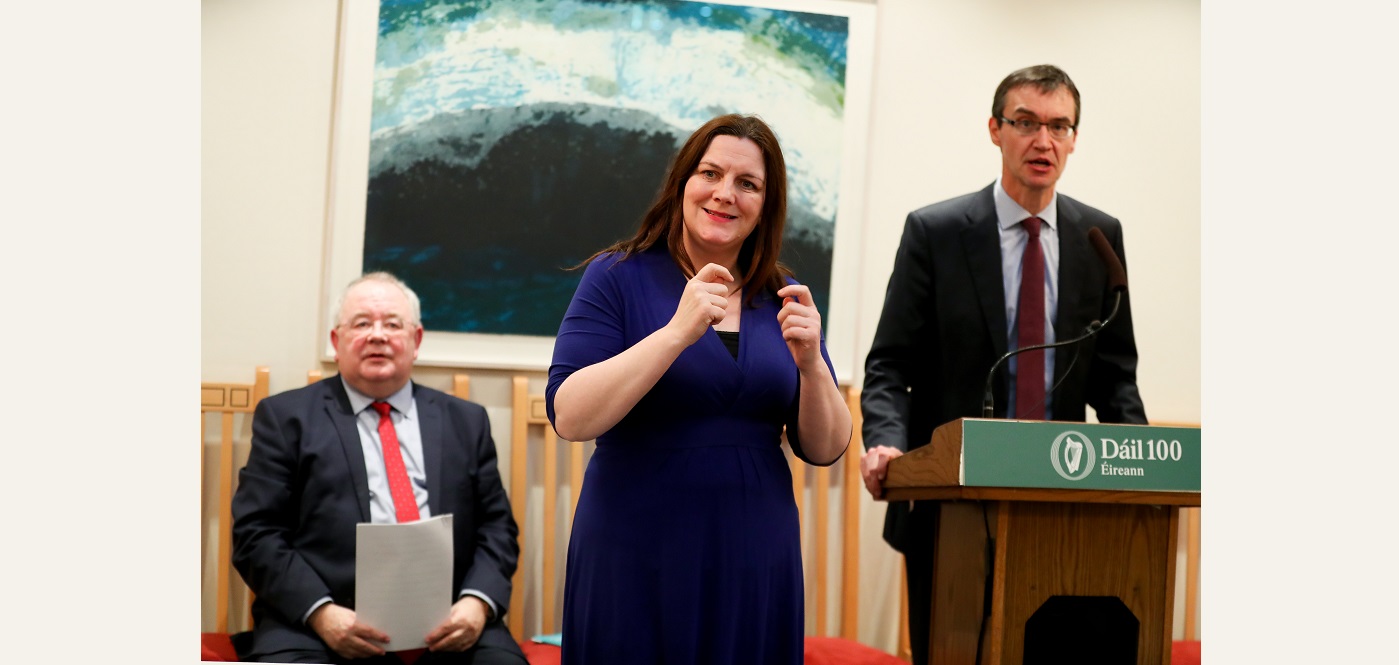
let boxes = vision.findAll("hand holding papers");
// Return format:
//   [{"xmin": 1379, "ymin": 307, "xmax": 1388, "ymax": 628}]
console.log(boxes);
[{"xmin": 355, "ymin": 514, "xmax": 454, "ymax": 651}]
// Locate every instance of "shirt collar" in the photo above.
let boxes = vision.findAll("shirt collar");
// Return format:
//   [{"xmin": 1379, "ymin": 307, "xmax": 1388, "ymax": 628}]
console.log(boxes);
[
  {"xmin": 993, "ymin": 176, "xmax": 1058, "ymax": 232},
  {"xmin": 341, "ymin": 377, "xmax": 415, "ymax": 418}
]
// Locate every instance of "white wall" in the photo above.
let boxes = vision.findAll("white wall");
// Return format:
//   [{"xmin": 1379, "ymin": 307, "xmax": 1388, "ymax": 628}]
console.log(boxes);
[
  {"xmin": 203, "ymin": 0, "xmax": 1200, "ymax": 648},
  {"xmin": 202, "ymin": 0, "xmax": 340, "ymax": 389}
]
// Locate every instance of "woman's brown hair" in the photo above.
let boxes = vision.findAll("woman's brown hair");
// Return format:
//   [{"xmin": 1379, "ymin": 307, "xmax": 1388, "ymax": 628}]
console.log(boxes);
[{"xmin": 581, "ymin": 113, "xmax": 791, "ymax": 305}]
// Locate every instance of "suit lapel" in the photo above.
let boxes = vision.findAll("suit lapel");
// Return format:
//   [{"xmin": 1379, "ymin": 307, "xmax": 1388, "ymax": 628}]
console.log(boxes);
[
  {"xmin": 414, "ymin": 383, "xmax": 446, "ymax": 516},
  {"xmin": 325, "ymin": 380, "xmax": 372, "ymax": 522},
  {"xmin": 963, "ymin": 185, "xmax": 1009, "ymax": 359},
  {"xmin": 1054, "ymin": 196, "xmax": 1089, "ymax": 380}
]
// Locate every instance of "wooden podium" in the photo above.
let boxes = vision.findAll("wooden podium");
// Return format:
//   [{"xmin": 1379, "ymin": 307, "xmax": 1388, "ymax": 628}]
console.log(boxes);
[{"xmin": 883, "ymin": 418, "xmax": 1201, "ymax": 665}]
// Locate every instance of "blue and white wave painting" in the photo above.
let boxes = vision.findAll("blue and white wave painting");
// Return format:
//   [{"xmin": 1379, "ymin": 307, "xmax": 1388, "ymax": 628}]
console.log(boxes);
[{"xmin": 363, "ymin": 0, "xmax": 850, "ymax": 335}]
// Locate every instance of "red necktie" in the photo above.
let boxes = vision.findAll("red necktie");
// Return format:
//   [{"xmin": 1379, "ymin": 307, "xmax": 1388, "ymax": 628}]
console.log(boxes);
[
  {"xmin": 371, "ymin": 401, "xmax": 421, "ymax": 523},
  {"xmin": 1015, "ymin": 217, "xmax": 1046, "ymax": 420}
]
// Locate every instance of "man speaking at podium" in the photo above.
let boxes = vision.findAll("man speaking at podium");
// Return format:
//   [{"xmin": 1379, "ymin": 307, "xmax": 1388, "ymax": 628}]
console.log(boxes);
[{"xmin": 859, "ymin": 64, "xmax": 1147, "ymax": 665}]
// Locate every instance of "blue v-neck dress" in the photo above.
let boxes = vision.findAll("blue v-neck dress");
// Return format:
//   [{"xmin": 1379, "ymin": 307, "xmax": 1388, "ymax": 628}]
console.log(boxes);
[{"xmin": 546, "ymin": 247, "xmax": 838, "ymax": 665}]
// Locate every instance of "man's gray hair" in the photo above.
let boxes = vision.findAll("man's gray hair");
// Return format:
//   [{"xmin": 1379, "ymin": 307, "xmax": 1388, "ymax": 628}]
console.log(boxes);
[{"xmin": 334, "ymin": 271, "xmax": 423, "ymax": 329}]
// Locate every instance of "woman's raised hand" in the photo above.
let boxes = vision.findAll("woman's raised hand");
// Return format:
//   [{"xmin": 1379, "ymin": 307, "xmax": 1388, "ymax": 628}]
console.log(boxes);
[
  {"xmin": 669, "ymin": 263, "xmax": 734, "ymax": 346},
  {"xmin": 776, "ymin": 283, "xmax": 823, "ymax": 371}
]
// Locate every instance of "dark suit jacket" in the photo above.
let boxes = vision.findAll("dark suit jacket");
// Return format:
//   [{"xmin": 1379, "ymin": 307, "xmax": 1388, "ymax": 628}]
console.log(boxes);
[
  {"xmin": 861, "ymin": 184, "xmax": 1147, "ymax": 554},
  {"xmin": 231, "ymin": 377, "xmax": 520, "ymax": 660}
]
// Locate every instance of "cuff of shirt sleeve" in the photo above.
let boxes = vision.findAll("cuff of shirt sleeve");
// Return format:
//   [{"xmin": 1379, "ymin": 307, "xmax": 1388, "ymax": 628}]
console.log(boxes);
[
  {"xmin": 459, "ymin": 590, "xmax": 498, "ymax": 622},
  {"xmin": 301, "ymin": 596, "xmax": 333, "ymax": 625}
]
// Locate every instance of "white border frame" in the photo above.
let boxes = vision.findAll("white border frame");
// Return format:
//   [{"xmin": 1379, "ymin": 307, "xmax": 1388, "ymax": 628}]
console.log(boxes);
[{"xmin": 322, "ymin": 0, "xmax": 876, "ymax": 377}]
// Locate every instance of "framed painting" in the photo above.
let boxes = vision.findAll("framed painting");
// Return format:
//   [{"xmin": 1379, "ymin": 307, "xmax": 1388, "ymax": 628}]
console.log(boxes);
[{"xmin": 323, "ymin": 0, "xmax": 875, "ymax": 374}]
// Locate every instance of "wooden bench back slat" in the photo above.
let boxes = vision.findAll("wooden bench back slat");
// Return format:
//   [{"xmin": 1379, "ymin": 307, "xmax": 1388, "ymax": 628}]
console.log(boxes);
[{"xmin": 201, "ymin": 366, "xmax": 269, "ymax": 633}]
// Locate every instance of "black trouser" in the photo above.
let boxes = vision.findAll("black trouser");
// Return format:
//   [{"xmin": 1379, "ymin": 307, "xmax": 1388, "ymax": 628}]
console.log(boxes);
[
  {"xmin": 248, "ymin": 645, "xmax": 526, "ymax": 665},
  {"xmin": 904, "ymin": 552, "xmax": 934, "ymax": 665},
  {"xmin": 241, "ymin": 622, "xmax": 527, "ymax": 665}
]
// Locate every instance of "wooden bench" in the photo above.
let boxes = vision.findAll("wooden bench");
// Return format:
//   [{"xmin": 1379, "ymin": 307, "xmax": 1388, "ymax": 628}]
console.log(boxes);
[{"xmin": 203, "ymin": 369, "xmax": 1199, "ymax": 660}]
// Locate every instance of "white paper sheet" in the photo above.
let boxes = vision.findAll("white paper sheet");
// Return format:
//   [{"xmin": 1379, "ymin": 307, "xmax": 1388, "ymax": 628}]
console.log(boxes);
[{"xmin": 355, "ymin": 514, "xmax": 454, "ymax": 651}]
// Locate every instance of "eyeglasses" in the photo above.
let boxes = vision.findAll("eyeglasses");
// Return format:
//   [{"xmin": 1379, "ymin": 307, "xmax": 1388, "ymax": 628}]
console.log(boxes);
[
  {"xmin": 999, "ymin": 117, "xmax": 1076, "ymax": 140},
  {"xmin": 338, "ymin": 317, "xmax": 415, "ymax": 338}
]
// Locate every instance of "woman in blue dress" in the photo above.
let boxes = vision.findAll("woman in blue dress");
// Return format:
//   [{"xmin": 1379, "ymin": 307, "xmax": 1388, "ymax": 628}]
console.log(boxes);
[{"xmin": 545, "ymin": 114, "xmax": 852, "ymax": 664}]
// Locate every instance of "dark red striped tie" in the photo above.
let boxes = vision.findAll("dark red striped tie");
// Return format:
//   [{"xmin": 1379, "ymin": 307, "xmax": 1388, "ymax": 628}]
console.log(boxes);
[{"xmin": 1015, "ymin": 217, "xmax": 1046, "ymax": 420}]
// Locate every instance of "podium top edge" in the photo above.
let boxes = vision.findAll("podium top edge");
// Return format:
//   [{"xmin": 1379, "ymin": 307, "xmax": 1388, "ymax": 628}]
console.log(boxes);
[{"xmin": 958, "ymin": 417, "xmax": 1198, "ymax": 427}]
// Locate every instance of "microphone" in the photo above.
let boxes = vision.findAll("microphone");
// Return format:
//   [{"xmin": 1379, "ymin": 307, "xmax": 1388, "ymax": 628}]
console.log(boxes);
[
  {"xmin": 980, "ymin": 227, "xmax": 1127, "ymax": 418},
  {"xmin": 1087, "ymin": 227, "xmax": 1127, "ymax": 293}
]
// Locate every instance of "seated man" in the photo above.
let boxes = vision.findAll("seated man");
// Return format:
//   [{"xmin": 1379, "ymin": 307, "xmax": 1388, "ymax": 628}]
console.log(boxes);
[{"xmin": 232, "ymin": 272, "xmax": 526, "ymax": 664}]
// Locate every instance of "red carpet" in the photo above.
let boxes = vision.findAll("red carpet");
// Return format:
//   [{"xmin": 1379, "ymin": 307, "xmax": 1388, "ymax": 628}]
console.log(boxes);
[
  {"xmin": 1173, "ymin": 639, "xmax": 1201, "ymax": 665},
  {"xmin": 204, "ymin": 633, "xmax": 1202, "ymax": 663}
]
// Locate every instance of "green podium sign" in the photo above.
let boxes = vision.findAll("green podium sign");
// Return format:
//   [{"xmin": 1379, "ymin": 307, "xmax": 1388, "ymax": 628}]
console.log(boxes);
[{"xmin": 959, "ymin": 419, "xmax": 1200, "ymax": 492}]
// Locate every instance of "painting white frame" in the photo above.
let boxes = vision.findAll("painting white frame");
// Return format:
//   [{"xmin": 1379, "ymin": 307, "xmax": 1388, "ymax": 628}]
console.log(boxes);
[{"xmin": 321, "ymin": 0, "xmax": 875, "ymax": 378}]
